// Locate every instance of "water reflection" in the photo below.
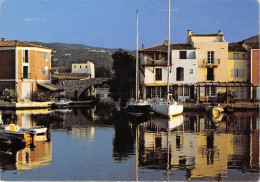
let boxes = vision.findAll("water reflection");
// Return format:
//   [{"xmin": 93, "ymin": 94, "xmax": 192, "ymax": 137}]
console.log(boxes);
[
  {"xmin": 0, "ymin": 109, "xmax": 53, "ymax": 172},
  {"xmin": 135, "ymin": 112, "xmax": 259, "ymax": 181},
  {"xmin": 0, "ymin": 102, "xmax": 258, "ymax": 181}
]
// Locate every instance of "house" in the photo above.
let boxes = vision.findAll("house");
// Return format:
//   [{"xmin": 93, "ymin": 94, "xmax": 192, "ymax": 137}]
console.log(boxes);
[
  {"xmin": 139, "ymin": 40, "xmax": 197, "ymax": 101},
  {"xmin": 71, "ymin": 62, "xmax": 95, "ymax": 78},
  {"xmin": 0, "ymin": 38, "xmax": 62, "ymax": 101},
  {"xmin": 228, "ymin": 43, "xmax": 250, "ymax": 100},
  {"xmin": 139, "ymin": 30, "xmax": 256, "ymax": 103},
  {"xmin": 186, "ymin": 30, "xmax": 229, "ymax": 101},
  {"xmin": 242, "ymin": 41, "xmax": 260, "ymax": 100}
]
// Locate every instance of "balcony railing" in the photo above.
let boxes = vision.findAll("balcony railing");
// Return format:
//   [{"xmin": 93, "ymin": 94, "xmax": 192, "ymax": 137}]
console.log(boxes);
[
  {"xmin": 141, "ymin": 59, "xmax": 168, "ymax": 67},
  {"xmin": 21, "ymin": 73, "xmax": 31, "ymax": 79},
  {"xmin": 202, "ymin": 59, "xmax": 220, "ymax": 67}
]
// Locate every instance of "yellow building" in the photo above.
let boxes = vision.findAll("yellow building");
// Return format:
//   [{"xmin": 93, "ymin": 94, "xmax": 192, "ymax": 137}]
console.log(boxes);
[
  {"xmin": 228, "ymin": 44, "xmax": 250, "ymax": 100},
  {"xmin": 186, "ymin": 30, "xmax": 228, "ymax": 98}
]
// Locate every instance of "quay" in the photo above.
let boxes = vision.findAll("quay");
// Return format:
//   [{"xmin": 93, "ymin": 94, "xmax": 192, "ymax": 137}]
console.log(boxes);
[
  {"xmin": 0, "ymin": 101, "xmax": 55, "ymax": 110},
  {"xmin": 183, "ymin": 102, "xmax": 259, "ymax": 111}
]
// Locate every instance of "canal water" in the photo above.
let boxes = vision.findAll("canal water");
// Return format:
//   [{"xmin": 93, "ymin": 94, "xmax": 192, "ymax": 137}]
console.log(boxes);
[{"xmin": 0, "ymin": 100, "xmax": 259, "ymax": 181}]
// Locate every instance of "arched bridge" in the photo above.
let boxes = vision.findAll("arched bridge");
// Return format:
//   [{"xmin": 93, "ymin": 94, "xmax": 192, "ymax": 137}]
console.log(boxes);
[{"xmin": 64, "ymin": 78, "xmax": 108, "ymax": 100}]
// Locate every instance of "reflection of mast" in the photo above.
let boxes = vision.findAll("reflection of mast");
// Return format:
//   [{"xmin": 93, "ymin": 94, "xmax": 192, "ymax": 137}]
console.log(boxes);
[
  {"xmin": 167, "ymin": 123, "xmax": 170, "ymax": 181},
  {"xmin": 136, "ymin": 124, "xmax": 139, "ymax": 181}
]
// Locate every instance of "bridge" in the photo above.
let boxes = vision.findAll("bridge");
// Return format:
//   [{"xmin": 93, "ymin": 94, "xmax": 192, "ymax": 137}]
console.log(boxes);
[{"xmin": 64, "ymin": 78, "xmax": 108, "ymax": 100}]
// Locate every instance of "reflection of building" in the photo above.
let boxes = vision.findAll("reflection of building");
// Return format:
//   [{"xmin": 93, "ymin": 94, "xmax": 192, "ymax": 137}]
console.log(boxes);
[
  {"xmin": 137, "ymin": 112, "xmax": 259, "ymax": 181},
  {"xmin": 2, "ymin": 109, "xmax": 54, "ymax": 128},
  {"xmin": 16, "ymin": 141, "xmax": 52, "ymax": 170},
  {"xmin": 72, "ymin": 125, "xmax": 95, "ymax": 140}
]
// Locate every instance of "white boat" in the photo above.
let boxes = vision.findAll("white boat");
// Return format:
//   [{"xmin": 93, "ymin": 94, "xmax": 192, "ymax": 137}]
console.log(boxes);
[
  {"xmin": 54, "ymin": 99, "xmax": 73, "ymax": 108},
  {"xmin": 127, "ymin": 99, "xmax": 150, "ymax": 111},
  {"xmin": 153, "ymin": 101, "xmax": 183, "ymax": 118},
  {"xmin": 152, "ymin": 114, "xmax": 183, "ymax": 130},
  {"xmin": 151, "ymin": 1, "xmax": 183, "ymax": 118},
  {"xmin": 19, "ymin": 126, "xmax": 47, "ymax": 135},
  {"xmin": 3, "ymin": 124, "xmax": 48, "ymax": 141}
]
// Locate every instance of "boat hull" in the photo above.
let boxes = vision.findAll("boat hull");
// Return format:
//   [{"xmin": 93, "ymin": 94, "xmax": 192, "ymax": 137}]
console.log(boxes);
[{"xmin": 153, "ymin": 102, "xmax": 183, "ymax": 117}]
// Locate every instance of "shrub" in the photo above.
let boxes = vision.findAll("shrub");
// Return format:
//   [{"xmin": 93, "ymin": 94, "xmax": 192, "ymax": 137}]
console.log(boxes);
[
  {"xmin": 33, "ymin": 91, "xmax": 51, "ymax": 102},
  {"xmin": 1, "ymin": 88, "xmax": 18, "ymax": 102}
]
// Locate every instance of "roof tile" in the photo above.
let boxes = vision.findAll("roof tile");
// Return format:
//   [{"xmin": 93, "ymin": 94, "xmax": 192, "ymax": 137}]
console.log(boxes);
[{"xmin": 140, "ymin": 43, "xmax": 195, "ymax": 52}]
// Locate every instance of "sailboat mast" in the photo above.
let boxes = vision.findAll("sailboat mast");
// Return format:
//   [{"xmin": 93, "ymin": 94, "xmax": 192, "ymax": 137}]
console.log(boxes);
[
  {"xmin": 167, "ymin": 0, "xmax": 171, "ymax": 116},
  {"xmin": 136, "ymin": 9, "xmax": 139, "ymax": 101}
]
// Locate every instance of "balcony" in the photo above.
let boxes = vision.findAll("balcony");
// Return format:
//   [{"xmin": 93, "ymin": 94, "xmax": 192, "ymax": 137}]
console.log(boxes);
[
  {"xmin": 202, "ymin": 59, "xmax": 220, "ymax": 68},
  {"xmin": 141, "ymin": 59, "xmax": 168, "ymax": 67},
  {"xmin": 21, "ymin": 73, "xmax": 31, "ymax": 79}
]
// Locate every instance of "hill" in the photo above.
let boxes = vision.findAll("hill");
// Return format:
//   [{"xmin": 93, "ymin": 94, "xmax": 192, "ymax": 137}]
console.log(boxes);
[
  {"xmin": 245, "ymin": 35, "xmax": 259, "ymax": 42},
  {"xmin": 31, "ymin": 42, "xmax": 127, "ymax": 69}
]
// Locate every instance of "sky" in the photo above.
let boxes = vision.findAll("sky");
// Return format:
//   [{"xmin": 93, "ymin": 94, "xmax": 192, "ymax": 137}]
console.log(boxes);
[{"xmin": 0, "ymin": 0, "xmax": 258, "ymax": 50}]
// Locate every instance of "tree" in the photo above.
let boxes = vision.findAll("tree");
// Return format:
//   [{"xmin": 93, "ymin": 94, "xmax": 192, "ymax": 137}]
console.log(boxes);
[
  {"xmin": 109, "ymin": 49, "xmax": 136, "ymax": 105},
  {"xmin": 1, "ymin": 88, "xmax": 18, "ymax": 102},
  {"xmin": 95, "ymin": 65, "xmax": 111, "ymax": 77}
]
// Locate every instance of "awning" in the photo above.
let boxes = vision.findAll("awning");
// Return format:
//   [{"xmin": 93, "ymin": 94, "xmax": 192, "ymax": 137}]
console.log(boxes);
[
  {"xmin": 37, "ymin": 83, "xmax": 64, "ymax": 91},
  {"xmin": 145, "ymin": 83, "xmax": 173, "ymax": 86}
]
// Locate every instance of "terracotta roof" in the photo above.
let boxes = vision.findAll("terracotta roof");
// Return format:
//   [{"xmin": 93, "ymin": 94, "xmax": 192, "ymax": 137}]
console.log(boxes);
[
  {"xmin": 140, "ymin": 43, "xmax": 195, "ymax": 52},
  {"xmin": 228, "ymin": 44, "xmax": 247, "ymax": 52},
  {"xmin": 244, "ymin": 41, "xmax": 260, "ymax": 49},
  {"xmin": 51, "ymin": 73, "xmax": 90, "ymax": 80},
  {"xmin": 0, "ymin": 40, "xmax": 51, "ymax": 49},
  {"xmin": 38, "ymin": 83, "xmax": 63, "ymax": 91}
]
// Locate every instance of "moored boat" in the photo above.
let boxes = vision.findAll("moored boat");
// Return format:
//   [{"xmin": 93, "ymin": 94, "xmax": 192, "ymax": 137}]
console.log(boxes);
[
  {"xmin": 152, "ymin": 101, "xmax": 183, "ymax": 118},
  {"xmin": 54, "ymin": 99, "xmax": 73, "ymax": 108}
]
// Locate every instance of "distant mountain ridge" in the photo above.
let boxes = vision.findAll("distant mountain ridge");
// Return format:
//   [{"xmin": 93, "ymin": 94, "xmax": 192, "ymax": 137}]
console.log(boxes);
[
  {"xmin": 31, "ymin": 42, "xmax": 122, "ymax": 69},
  {"xmin": 245, "ymin": 35, "xmax": 259, "ymax": 42}
]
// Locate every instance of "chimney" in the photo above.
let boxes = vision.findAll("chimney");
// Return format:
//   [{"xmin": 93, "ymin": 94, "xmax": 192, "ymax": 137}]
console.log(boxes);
[
  {"xmin": 141, "ymin": 44, "xmax": 145, "ymax": 49},
  {"xmin": 218, "ymin": 30, "xmax": 223, "ymax": 36},
  {"xmin": 164, "ymin": 40, "xmax": 168, "ymax": 45},
  {"xmin": 1, "ymin": 38, "xmax": 7, "ymax": 41},
  {"xmin": 188, "ymin": 30, "xmax": 192, "ymax": 36}
]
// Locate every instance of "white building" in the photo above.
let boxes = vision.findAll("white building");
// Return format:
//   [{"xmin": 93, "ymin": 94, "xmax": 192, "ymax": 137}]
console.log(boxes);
[
  {"xmin": 139, "ymin": 40, "xmax": 197, "ymax": 100},
  {"xmin": 71, "ymin": 61, "xmax": 95, "ymax": 78}
]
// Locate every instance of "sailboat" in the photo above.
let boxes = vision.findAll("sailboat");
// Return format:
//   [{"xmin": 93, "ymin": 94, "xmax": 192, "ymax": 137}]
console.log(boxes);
[
  {"xmin": 127, "ymin": 9, "xmax": 150, "ymax": 112},
  {"xmin": 152, "ymin": 0, "xmax": 183, "ymax": 118}
]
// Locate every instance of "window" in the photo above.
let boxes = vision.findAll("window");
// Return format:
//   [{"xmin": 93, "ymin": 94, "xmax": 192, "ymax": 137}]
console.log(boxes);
[
  {"xmin": 178, "ymin": 86, "xmax": 189, "ymax": 96},
  {"xmin": 155, "ymin": 53, "xmax": 160, "ymax": 60},
  {"xmin": 74, "ymin": 65, "xmax": 76, "ymax": 69},
  {"xmin": 179, "ymin": 51, "xmax": 187, "ymax": 59},
  {"xmin": 80, "ymin": 65, "xmax": 82, "ymax": 68},
  {"xmin": 23, "ymin": 66, "xmax": 29, "ymax": 78},
  {"xmin": 232, "ymin": 69, "xmax": 244, "ymax": 78},
  {"xmin": 23, "ymin": 50, "xmax": 29, "ymax": 63},
  {"xmin": 44, "ymin": 66, "xmax": 48, "ymax": 76},
  {"xmin": 207, "ymin": 51, "xmax": 214, "ymax": 63},
  {"xmin": 189, "ymin": 69, "xmax": 193, "ymax": 74},
  {"xmin": 207, "ymin": 68, "xmax": 214, "ymax": 80},
  {"xmin": 233, "ymin": 53, "xmax": 239, "ymax": 60},
  {"xmin": 44, "ymin": 52, "xmax": 50, "ymax": 60},
  {"xmin": 184, "ymin": 86, "xmax": 189, "ymax": 96},
  {"xmin": 176, "ymin": 67, "xmax": 184, "ymax": 81},
  {"xmin": 86, "ymin": 66, "xmax": 87, "ymax": 68},
  {"xmin": 233, "ymin": 87, "xmax": 245, "ymax": 99},
  {"xmin": 205, "ymin": 86, "xmax": 216, "ymax": 96},
  {"xmin": 155, "ymin": 68, "xmax": 162, "ymax": 81}
]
